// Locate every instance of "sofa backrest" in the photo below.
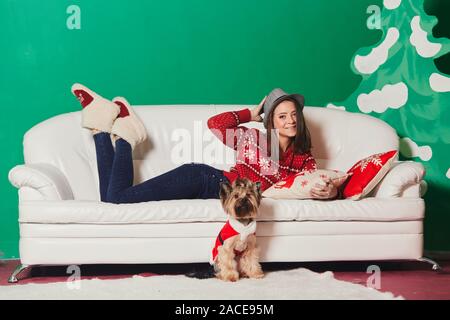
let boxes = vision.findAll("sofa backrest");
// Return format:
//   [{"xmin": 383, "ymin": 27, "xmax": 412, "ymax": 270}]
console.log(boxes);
[{"xmin": 23, "ymin": 105, "xmax": 398, "ymax": 200}]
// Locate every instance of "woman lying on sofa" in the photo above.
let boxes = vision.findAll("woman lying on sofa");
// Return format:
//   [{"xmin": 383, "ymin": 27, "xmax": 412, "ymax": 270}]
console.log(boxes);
[{"xmin": 71, "ymin": 84, "xmax": 339, "ymax": 203}]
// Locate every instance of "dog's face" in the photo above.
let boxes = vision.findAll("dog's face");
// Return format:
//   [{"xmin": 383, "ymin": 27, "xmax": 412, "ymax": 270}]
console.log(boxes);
[{"xmin": 219, "ymin": 178, "xmax": 262, "ymax": 219}]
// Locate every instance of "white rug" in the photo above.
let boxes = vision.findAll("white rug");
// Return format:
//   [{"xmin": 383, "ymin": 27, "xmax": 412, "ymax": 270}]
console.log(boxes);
[{"xmin": 0, "ymin": 268, "xmax": 403, "ymax": 300}]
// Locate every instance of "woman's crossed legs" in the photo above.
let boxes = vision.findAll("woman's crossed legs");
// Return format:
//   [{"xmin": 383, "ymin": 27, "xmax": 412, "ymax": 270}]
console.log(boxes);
[{"xmin": 93, "ymin": 132, "xmax": 227, "ymax": 203}]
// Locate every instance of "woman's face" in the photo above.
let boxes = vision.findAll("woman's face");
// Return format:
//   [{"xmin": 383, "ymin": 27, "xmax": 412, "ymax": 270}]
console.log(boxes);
[{"xmin": 272, "ymin": 100, "xmax": 297, "ymax": 138}]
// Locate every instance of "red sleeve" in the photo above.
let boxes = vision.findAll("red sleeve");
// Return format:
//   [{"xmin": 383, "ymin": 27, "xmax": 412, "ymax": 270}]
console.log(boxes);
[
  {"xmin": 302, "ymin": 152, "xmax": 317, "ymax": 171},
  {"xmin": 207, "ymin": 108, "xmax": 255, "ymax": 150},
  {"xmin": 291, "ymin": 152, "xmax": 317, "ymax": 172}
]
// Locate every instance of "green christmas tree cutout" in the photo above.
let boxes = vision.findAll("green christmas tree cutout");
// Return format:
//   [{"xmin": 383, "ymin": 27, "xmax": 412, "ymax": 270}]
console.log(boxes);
[{"xmin": 326, "ymin": 0, "xmax": 450, "ymax": 249}]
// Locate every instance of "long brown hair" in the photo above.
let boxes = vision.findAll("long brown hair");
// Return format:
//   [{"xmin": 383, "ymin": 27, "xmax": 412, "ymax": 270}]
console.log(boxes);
[{"xmin": 265, "ymin": 97, "xmax": 312, "ymax": 157}]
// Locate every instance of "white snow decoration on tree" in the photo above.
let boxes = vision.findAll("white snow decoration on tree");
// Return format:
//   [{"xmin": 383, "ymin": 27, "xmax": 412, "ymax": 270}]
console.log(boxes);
[
  {"xmin": 326, "ymin": 103, "xmax": 346, "ymax": 111},
  {"xmin": 429, "ymin": 73, "xmax": 450, "ymax": 92},
  {"xmin": 357, "ymin": 82, "xmax": 408, "ymax": 113},
  {"xmin": 410, "ymin": 16, "xmax": 442, "ymax": 58},
  {"xmin": 354, "ymin": 27, "xmax": 399, "ymax": 75},
  {"xmin": 400, "ymin": 137, "xmax": 432, "ymax": 161},
  {"xmin": 384, "ymin": 0, "xmax": 402, "ymax": 10},
  {"xmin": 446, "ymin": 169, "xmax": 450, "ymax": 179}
]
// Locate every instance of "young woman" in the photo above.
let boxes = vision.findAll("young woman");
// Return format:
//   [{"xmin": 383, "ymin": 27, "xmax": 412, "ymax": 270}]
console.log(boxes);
[{"xmin": 71, "ymin": 84, "xmax": 338, "ymax": 203}]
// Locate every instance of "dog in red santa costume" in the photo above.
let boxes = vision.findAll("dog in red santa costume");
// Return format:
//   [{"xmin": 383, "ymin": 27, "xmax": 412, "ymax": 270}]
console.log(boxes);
[{"xmin": 211, "ymin": 178, "xmax": 264, "ymax": 282}]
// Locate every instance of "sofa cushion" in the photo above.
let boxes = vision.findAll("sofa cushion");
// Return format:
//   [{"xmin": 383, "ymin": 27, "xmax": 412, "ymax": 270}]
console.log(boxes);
[
  {"xmin": 19, "ymin": 198, "xmax": 424, "ymax": 224},
  {"xmin": 20, "ymin": 220, "xmax": 423, "ymax": 238}
]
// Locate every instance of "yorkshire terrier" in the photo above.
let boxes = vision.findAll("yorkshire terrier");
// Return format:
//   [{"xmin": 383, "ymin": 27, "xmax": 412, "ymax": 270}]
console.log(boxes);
[{"xmin": 210, "ymin": 178, "xmax": 264, "ymax": 282}]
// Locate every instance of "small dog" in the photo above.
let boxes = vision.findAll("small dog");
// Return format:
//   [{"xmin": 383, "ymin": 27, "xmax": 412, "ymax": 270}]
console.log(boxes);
[{"xmin": 210, "ymin": 178, "xmax": 264, "ymax": 282}]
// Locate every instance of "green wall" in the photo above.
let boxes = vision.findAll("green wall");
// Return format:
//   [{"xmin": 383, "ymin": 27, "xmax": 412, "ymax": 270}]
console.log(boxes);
[{"xmin": 0, "ymin": 0, "xmax": 448, "ymax": 259}]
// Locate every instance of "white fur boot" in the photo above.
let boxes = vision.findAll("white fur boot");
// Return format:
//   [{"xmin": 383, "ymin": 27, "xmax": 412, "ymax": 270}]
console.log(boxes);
[
  {"xmin": 71, "ymin": 83, "xmax": 120, "ymax": 132},
  {"xmin": 111, "ymin": 97, "xmax": 147, "ymax": 149}
]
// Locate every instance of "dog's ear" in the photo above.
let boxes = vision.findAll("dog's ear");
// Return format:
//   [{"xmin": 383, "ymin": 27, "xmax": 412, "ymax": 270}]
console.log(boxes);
[{"xmin": 219, "ymin": 181, "xmax": 232, "ymax": 205}]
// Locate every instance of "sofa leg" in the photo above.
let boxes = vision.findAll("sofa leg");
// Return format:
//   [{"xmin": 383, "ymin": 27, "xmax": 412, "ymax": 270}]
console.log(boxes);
[
  {"xmin": 8, "ymin": 264, "xmax": 31, "ymax": 283},
  {"xmin": 417, "ymin": 257, "xmax": 442, "ymax": 271}
]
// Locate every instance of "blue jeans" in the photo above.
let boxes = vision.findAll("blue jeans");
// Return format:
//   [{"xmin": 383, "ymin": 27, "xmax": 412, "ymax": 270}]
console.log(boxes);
[{"xmin": 93, "ymin": 132, "xmax": 229, "ymax": 203}]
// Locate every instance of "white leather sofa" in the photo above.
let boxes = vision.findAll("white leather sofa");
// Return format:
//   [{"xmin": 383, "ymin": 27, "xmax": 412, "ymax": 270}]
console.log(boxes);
[{"xmin": 8, "ymin": 105, "xmax": 436, "ymax": 282}]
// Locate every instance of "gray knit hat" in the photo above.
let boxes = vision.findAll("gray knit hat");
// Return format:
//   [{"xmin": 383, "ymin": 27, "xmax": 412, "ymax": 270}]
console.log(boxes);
[{"xmin": 261, "ymin": 88, "xmax": 305, "ymax": 129}]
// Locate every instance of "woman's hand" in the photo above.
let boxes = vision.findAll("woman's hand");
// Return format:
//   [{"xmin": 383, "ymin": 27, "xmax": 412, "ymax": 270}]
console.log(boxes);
[
  {"xmin": 250, "ymin": 96, "xmax": 267, "ymax": 122},
  {"xmin": 310, "ymin": 177, "xmax": 338, "ymax": 200}
]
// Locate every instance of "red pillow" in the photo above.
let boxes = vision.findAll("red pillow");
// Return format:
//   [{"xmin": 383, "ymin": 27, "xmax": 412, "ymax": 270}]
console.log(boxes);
[{"xmin": 343, "ymin": 150, "xmax": 398, "ymax": 200}]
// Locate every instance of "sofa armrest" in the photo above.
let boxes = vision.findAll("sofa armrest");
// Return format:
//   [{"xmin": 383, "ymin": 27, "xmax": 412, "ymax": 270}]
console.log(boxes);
[
  {"xmin": 371, "ymin": 161, "xmax": 425, "ymax": 198},
  {"xmin": 8, "ymin": 164, "xmax": 74, "ymax": 201}
]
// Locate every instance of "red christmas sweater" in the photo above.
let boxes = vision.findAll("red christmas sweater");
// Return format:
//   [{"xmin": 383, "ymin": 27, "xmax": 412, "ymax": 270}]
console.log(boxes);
[
  {"xmin": 207, "ymin": 108, "xmax": 317, "ymax": 191},
  {"xmin": 210, "ymin": 217, "xmax": 257, "ymax": 265}
]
